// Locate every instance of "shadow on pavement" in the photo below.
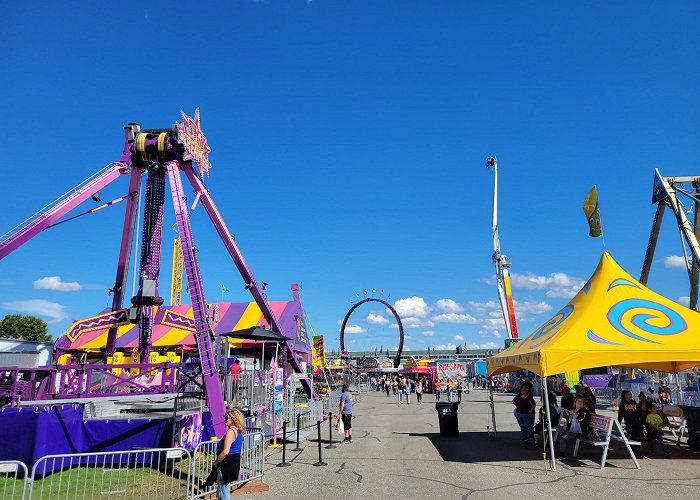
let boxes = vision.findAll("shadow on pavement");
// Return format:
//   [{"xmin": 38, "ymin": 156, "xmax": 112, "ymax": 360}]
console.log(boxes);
[
  {"xmin": 393, "ymin": 431, "xmax": 699, "ymax": 465},
  {"xmin": 393, "ymin": 431, "xmax": 541, "ymax": 463}
]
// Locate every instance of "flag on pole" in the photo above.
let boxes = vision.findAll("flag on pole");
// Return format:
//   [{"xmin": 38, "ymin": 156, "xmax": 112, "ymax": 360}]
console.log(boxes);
[
  {"xmin": 582, "ymin": 186, "xmax": 603, "ymax": 237},
  {"xmin": 220, "ymin": 284, "xmax": 229, "ymax": 293}
]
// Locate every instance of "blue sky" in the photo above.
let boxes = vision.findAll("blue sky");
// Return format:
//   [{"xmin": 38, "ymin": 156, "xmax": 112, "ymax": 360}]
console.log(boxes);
[{"xmin": 1, "ymin": 1, "xmax": 699, "ymax": 353}]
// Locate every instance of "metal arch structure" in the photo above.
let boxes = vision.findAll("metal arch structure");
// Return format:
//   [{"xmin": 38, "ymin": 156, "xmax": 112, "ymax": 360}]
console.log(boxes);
[
  {"xmin": 0, "ymin": 112, "xmax": 311, "ymax": 434},
  {"xmin": 339, "ymin": 298, "xmax": 404, "ymax": 368}
]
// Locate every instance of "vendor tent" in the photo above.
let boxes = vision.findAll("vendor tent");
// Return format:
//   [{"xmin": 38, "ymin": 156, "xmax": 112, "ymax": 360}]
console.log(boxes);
[{"xmin": 487, "ymin": 252, "xmax": 700, "ymax": 377}]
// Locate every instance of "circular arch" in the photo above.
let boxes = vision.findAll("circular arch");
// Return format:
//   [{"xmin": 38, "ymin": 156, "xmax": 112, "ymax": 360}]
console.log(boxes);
[{"xmin": 339, "ymin": 298, "xmax": 404, "ymax": 368}]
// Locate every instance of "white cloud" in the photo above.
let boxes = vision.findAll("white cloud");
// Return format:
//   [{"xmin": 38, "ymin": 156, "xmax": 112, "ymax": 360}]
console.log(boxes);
[
  {"xmin": 344, "ymin": 324, "xmax": 367, "ymax": 334},
  {"xmin": 405, "ymin": 335, "xmax": 412, "ymax": 340},
  {"xmin": 431, "ymin": 312, "xmax": 479, "ymax": 324},
  {"xmin": 499, "ymin": 271, "xmax": 586, "ymax": 299},
  {"xmin": 467, "ymin": 342, "xmax": 500, "ymax": 350},
  {"xmin": 33, "ymin": 276, "xmax": 82, "ymax": 292},
  {"xmin": 366, "ymin": 312, "xmax": 389, "ymax": 325},
  {"xmin": 434, "ymin": 299, "xmax": 464, "ymax": 313},
  {"xmin": 454, "ymin": 334, "xmax": 464, "ymax": 341},
  {"xmin": 390, "ymin": 317, "xmax": 434, "ymax": 329},
  {"xmin": 665, "ymin": 256, "xmax": 689, "ymax": 269},
  {"xmin": 392, "ymin": 296, "xmax": 431, "ymax": 318},
  {"xmin": 678, "ymin": 296, "xmax": 690, "ymax": 307},
  {"xmin": 479, "ymin": 317, "xmax": 506, "ymax": 331},
  {"xmin": 514, "ymin": 300, "xmax": 552, "ymax": 315},
  {"xmin": 422, "ymin": 330, "xmax": 435, "ymax": 337},
  {"xmin": 467, "ymin": 300, "xmax": 501, "ymax": 313},
  {"xmin": 479, "ymin": 329, "xmax": 503, "ymax": 339},
  {"xmin": 433, "ymin": 343, "xmax": 458, "ymax": 350},
  {"xmin": 1, "ymin": 299, "xmax": 69, "ymax": 324}
]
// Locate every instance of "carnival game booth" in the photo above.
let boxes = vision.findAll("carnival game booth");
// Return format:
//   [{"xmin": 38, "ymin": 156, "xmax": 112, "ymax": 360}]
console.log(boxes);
[
  {"xmin": 487, "ymin": 252, "xmax": 700, "ymax": 470},
  {"xmin": 399, "ymin": 357, "xmax": 435, "ymax": 388}
]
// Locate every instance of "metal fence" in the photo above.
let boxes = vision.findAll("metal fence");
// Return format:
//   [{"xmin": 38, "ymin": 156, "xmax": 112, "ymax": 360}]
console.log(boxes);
[
  {"xmin": 7, "ymin": 432, "xmax": 265, "ymax": 500},
  {"xmin": 592, "ymin": 387, "xmax": 615, "ymax": 407},
  {"xmin": 28, "ymin": 447, "xmax": 191, "ymax": 499},
  {"xmin": 0, "ymin": 460, "xmax": 28, "ymax": 500},
  {"xmin": 188, "ymin": 431, "xmax": 265, "ymax": 499},
  {"xmin": 679, "ymin": 391, "xmax": 700, "ymax": 406}
]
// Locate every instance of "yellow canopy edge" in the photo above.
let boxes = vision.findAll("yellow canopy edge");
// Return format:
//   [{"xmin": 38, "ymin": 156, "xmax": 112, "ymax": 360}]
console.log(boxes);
[{"xmin": 487, "ymin": 252, "xmax": 700, "ymax": 377}]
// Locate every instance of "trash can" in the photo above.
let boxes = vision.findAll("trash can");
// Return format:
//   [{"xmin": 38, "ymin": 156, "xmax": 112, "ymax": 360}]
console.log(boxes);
[
  {"xmin": 435, "ymin": 401, "xmax": 460, "ymax": 437},
  {"xmin": 679, "ymin": 405, "xmax": 700, "ymax": 450}
]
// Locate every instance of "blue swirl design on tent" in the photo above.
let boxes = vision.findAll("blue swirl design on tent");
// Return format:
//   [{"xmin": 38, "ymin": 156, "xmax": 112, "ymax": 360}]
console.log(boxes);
[
  {"xmin": 586, "ymin": 329, "xmax": 622, "ymax": 345},
  {"xmin": 606, "ymin": 299, "xmax": 687, "ymax": 343},
  {"xmin": 607, "ymin": 278, "xmax": 640, "ymax": 291},
  {"xmin": 530, "ymin": 304, "xmax": 574, "ymax": 341}
]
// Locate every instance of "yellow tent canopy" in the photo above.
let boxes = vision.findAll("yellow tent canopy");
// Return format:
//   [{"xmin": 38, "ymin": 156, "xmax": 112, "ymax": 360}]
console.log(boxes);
[{"xmin": 487, "ymin": 252, "xmax": 700, "ymax": 377}]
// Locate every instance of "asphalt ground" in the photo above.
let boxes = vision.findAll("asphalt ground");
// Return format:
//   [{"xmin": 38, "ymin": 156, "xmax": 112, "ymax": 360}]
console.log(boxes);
[{"xmin": 250, "ymin": 389, "xmax": 700, "ymax": 500}]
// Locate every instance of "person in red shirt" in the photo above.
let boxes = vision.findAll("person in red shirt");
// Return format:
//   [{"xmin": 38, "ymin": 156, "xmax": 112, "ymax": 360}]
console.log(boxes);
[{"xmin": 228, "ymin": 358, "xmax": 242, "ymax": 382}]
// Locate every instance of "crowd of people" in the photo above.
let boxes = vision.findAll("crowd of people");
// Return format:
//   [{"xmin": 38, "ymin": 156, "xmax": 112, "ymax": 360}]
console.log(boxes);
[
  {"xmin": 511, "ymin": 381, "xmax": 674, "ymax": 460},
  {"xmin": 370, "ymin": 375, "xmax": 471, "ymax": 405}
]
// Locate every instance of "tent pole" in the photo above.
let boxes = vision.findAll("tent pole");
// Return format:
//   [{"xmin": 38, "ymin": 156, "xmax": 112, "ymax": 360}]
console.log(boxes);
[
  {"xmin": 542, "ymin": 376, "xmax": 556, "ymax": 471},
  {"xmin": 489, "ymin": 381, "xmax": 497, "ymax": 437}
]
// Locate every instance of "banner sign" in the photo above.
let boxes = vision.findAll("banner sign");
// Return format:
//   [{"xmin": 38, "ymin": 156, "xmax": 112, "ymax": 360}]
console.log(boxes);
[
  {"xmin": 436, "ymin": 362, "xmax": 467, "ymax": 385},
  {"xmin": 274, "ymin": 368, "xmax": 284, "ymax": 414},
  {"xmin": 311, "ymin": 335, "xmax": 326, "ymax": 375}
]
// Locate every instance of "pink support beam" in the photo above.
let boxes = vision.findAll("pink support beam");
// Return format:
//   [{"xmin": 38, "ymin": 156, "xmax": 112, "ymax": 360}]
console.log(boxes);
[
  {"xmin": 165, "ymin": 160, "xmax": 226, "ymax": 435},
  {"xmin": 0, "ymin": 162, "xmax": 130, "ymax": 260}
]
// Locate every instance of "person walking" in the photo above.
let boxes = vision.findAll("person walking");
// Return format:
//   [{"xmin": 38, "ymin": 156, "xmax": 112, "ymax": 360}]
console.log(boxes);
[
  {"xmin": 446, "ymin": 379, "xmax": 453, "ymax": 402},
  {"xmin": 456, "ymin": 382, "xmax": 462, "ymax": 403},
  {"xmin": 416, "ymin": 378, "xmax": 423, "ymax": 404},
  {"xmin": 339, "ymin": 384, "xmax": 354, "ymax": 443},
  {"xmin": 405, "ymin": 378, "xmax": 411, "ymax": 404},
  {"xmin": 385, "ymin": 377, "xmax": 391, "ymax": 396},
  {"xmin": 512, "ymin": 387, "xmax": 536, "ymax": 443},
  {"xmin": 434, "ymin": 379, "xmax": 441, "ymax": 402},
  {"xmin": 202, "ymin": 407, "xmax": 245, "ymax": 500},
  {"xmin": 397, "ymin": 377, "xmax": 404, "ymax": 405}
]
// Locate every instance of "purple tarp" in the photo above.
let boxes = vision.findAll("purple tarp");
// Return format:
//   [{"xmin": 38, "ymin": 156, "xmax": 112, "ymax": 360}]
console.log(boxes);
[{"xmin": 0, "ymin": 406, "xmax": 176, "ymax": 471}]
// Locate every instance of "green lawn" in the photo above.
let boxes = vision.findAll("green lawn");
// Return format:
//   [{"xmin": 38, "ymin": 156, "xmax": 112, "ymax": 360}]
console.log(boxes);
[{"xmin": 1, "ymin": 457, "xmax": 198, "ymax": 500}]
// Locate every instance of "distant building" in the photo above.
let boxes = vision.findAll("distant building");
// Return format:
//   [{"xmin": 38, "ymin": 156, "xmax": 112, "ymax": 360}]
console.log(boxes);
[
  {"xmin": 0, "ymin": 338, "xmax": 52, "ymax": 367},
  {"xmin": 326, "ymin": 349, "xmax": 489, "ymax": 367}
]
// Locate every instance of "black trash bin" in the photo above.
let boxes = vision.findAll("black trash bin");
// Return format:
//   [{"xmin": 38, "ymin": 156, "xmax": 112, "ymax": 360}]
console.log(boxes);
[
  {"xmin": 679, "ymin": 405, "xmax": 700, "ymax": 450},
  {"xmin": 435, "ymin": 401, "xmax": 460, "ymax": 437}
]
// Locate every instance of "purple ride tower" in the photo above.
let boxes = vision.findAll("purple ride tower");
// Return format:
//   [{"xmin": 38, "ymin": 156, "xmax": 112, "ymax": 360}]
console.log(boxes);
[{"xmin": 0, "ymin": 111, "xmax": 311, "ymax": 436}]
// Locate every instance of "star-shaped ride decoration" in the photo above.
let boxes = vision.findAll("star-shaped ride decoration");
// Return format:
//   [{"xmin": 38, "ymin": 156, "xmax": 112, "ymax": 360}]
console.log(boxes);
[{"xmin": 178, "ymin": 108, "xmax": 212, "ymax": 177}]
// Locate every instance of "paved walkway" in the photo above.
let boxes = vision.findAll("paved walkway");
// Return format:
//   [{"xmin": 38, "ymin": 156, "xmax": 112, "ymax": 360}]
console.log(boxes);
[{"xmin": 254, "ymin": 390, "xmax": 700, "ymax": 499}]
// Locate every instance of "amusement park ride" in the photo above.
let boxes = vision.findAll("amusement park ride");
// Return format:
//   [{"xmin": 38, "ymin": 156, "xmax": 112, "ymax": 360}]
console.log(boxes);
[
  {"xmin": 0, "ymin": 110, "xmax": 309, "ymax": 434},
  {"xmin": 486, "ymin": 157, "xmax": 519, "ymax": 344},
  {"xmin": 641, "ymin": 169, "xmax": 700, "ymax": 311}
]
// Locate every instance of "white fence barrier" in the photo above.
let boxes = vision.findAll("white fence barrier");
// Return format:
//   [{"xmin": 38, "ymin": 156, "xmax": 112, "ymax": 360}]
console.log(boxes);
[
  {"xmin": 188, "ymin": 431, "xmax": 265, "ymax": 499},
  {"xmin": 0, "ymin": 460, "xmax": 28, "ymax": 500},
  {"xmin": 7, "ymin": 433, "xmax": 265, "ymax": 500},
  {"xmin": 592, "ymin": 387, "xmax": 615, "ymax": 407},
  {"xmin": 28, "ymin": 448, "xmax": 191, "ymax": 499}
]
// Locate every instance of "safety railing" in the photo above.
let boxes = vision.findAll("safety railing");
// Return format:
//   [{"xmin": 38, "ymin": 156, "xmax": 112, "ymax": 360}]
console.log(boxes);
[
  {"xmin": 0, "ymin": 460, "xmax": 28, "ymax": 500},
  {"xmin": 679, "ymin": 391, "xmax": 700, "ymax": 406},
  {"xmin": 592, "ymin": 387, "xmax": 615, "ymax": 407},
  {"xmin": 188, "ymin": 431, "xmax": 265, "ymax": 499},
  {"xmin": 28, "ymin": 447, "xmax": 191, "ymax": 499}
]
